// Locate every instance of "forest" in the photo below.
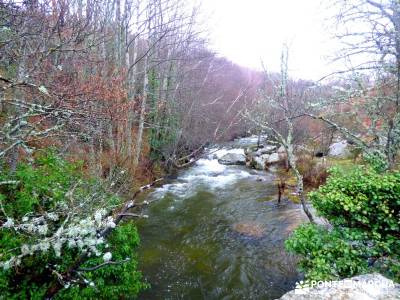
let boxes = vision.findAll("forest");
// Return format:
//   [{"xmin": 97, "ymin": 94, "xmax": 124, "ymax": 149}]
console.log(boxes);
[{"xmin": 0, "ymin": 0, "xmax": 399, "ymax": 299}]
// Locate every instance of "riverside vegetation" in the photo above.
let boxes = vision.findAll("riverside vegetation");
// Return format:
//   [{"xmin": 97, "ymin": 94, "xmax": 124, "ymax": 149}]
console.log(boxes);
[
  {"xmin": 286, "ymin": 164, "xmax": 400, "ymax": 283},
  {"xmin": 1, "ymin": 0, "xmax": 400, "ymax": 299}
]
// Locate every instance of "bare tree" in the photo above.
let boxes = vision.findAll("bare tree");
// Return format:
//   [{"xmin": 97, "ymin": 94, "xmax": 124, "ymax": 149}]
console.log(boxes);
[
  {"xmin": 243, "ymin": 46, "xmax": 315, "ymax": 223},
  {"xmin": 322, "ymin": 0, "xmax": 400, "ymax": 169}
]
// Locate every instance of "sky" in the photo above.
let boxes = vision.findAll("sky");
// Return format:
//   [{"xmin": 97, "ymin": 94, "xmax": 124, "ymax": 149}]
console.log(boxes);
[{"xmin": 200, "ymin": 0, "xmax": 341, "ymax": 80}]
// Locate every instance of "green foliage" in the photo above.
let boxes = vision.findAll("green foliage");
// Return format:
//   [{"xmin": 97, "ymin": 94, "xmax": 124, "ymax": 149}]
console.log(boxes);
[
  {"xmin": 286, "ymin": 224, "xmax": 369, "ymax": 280},
  {"xmin": 0, "ymin": 152, "xmax": 146, "ymax": 298},
  {"xmin": 286, "ymin": 166, "xmax": 400, "ymax": 282},
  {"xmin": 363, "ymin": 150, "xmax": 388, "ymax": 173},
  {"xmin": 57, "ymin": 223, "xmax": 148, "ymax": 300},
  {"xmin": 0, "ymin": 152, "xmax": 82, "ymax": 217}
]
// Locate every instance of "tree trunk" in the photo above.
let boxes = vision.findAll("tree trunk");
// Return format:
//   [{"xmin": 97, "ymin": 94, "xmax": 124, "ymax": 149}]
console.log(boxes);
[
  {"xmin": 133, "ymin": 55, "xmax": 148, "ymax": 168},
  {"xmin": 286, "ymin": 142, "xmax": 315, "ymax": 223},
  {"xmin": 108, "ymin": 122, "xmax": 116, "ymax": 178}
]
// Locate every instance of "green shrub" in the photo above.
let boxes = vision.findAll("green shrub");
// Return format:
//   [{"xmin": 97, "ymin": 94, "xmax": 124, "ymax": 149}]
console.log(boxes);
[
  {"xmin": 57, "ymin": 223, "xmax": 148, "ymax": 300},
  {"xmin": 286, "ymin": 166, "xmax": 400, "ymax": 282},
  {"xmin": 0, "ymin": 152, "xmax": 147, "ymax": 298}
]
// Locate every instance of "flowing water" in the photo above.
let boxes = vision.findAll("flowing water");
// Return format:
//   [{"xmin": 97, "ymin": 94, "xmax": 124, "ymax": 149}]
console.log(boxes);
[{"xmin": 135, "ymin": 136, "xmax": 308, "ymax": 299}]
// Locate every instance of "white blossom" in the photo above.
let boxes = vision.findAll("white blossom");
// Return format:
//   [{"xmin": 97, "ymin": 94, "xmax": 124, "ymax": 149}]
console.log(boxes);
[
  {"xmin": 94, "ymin": 211, "xmax": 102, "ymax": 224},
  {"xmin": 30, "ymin": 244, "xmax": 40, "ymax": 252},
  {"xmin": 2, "ymin": 259, "xmax": 11, "ymax": 270},
  {"xmin": 46, "ymin": 213, "xmax": 59, "ymax": 221},
  {"xmin": 103, "ymin": 252, "xmax": 112, "ymax": 262},
  {"xmin": 90, "ymin": 246, "xmax": 101, "ymax": 256},
  {"xmin": 37, "ymin": 224, "xmax": 48, "ymax": 235},
  {"xmin": 53, "ymin": 240, "xmax": 62, "ymax": 257},
  {"xmin": 21, "ymin": 244, "xmax": 31, "ymax": 255},
  {"xmin": 32, "ymin": 216, "xmax": 44, "ymax": 225},
  {"xmin": 15, "ymin": 258, "xmax": 21, "ymax": 267},
  {"xmin": 39, "ymin": 241, "xmax": 50, "ymax": 252},
  {"xmin": 76, "ymin": 239, "xmax": 84, "ymax": 248},
  {"xmin": 3, "ymin": 218, "xmax": 14, "ymax": 228},
  {"xmin": 105, "ymin": 216, "xmax": 116, "ymax": 229},
  {"xmin": 67, "ymin": 239, "xmax": 76, "ymax": 248},
  {"xmin": 0, "ymin": 195, "xmax": 120, "ymax": 269},
  {"xmin": 106, "ymin": 220, "xmax": 116, "ymax": 229}
]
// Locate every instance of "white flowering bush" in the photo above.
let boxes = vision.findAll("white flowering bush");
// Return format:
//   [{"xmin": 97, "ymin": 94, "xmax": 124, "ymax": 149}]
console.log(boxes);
[{"xmin": 0, "ymin": 152, "xmax": 147, "ymax": 298}]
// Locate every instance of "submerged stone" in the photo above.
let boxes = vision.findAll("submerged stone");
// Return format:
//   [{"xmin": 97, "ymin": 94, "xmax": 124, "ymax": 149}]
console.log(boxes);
[{"xmin": 232, "ymin": 221, "xmax": 265, "ymax": 238}]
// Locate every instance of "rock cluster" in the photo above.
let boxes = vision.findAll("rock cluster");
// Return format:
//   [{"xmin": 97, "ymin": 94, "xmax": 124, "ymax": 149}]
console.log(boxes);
[
  {"xmin": 245, "ymin": 144, "xmax": 286, "ymax": 170},
  {"xmin": 217, "ymin": 138, "xmax": 353, "ymax": 170}
]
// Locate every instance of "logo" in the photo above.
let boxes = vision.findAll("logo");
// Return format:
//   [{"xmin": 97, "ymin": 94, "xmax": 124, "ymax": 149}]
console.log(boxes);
[
  {"xmin": 294, "ymin": 278, "xmax": 396, "ymax": 295},
  {"xmin": 294, "ymin": 280, "xmax": 311, "ymax": 294}
]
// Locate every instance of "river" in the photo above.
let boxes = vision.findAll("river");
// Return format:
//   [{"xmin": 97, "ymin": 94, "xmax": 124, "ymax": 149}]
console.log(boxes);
[{"xmin": 135, "ymin": 136, "xmax": 308, "ymax": 299}]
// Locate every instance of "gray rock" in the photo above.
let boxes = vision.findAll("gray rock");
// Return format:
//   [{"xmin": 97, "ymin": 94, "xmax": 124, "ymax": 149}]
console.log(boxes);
[
  {"xmin": 245, "ymin": 143, "xmax": 278, "ymax": 156},
  {"xmin": 245, "ymin": 143, "xmax": 284, "ymax": 170},
  {"xmin": 277, "ymin": 146, "xmax": 288, "ymax": 162},
  {"xmin": 252, "ymin": 155, "xmax": 269, "ymax": 170},
  {"xmin": 328, "ymin": 140, "xmax": 351, "ymax": 158},
  {"xmin": 279, "ymin": 273, "xmax": 400, "ymax": 300},
  {"xmin": 277, "ymin": 145, "xmax": 286, "ymax": 154},
  {"xmin": 267, "ymin": 152, "xmax": 280, "ymax": 164},
  {"xmin": 249, "ymin": 152, "xmax": 283, "ymax": 170},
  {"xmin": 254, "ymin": 145, "xmax": 277, "ymax": 156},
  {"xmin": 218, "ymin": 153, "xmax": 246, "ymax": 165},
  {"xmin": 244, "ymin": 144, "xmax": 261, "ymax": 155}
]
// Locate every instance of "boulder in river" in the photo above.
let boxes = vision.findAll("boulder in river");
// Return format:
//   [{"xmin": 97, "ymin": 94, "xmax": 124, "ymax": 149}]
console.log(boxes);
[
  {"xmin": 277, "ymin": 145, "xmax": 286, "ymax": 155},
  {"xmin": 218, "ymin": 153, "xmax": 246, "ymax": 165},
  {"xmin": 266, "ymin": 152, "xmax": 280, "ymax": 164},
  {"xmin": 247, "ymin": 150, "xmax": 285, "ymax": 170},
  {"xmin": 279, "ymin": 273, "xmax": 400, "ymax": 300},
  {"xmin": 254, "ymin": 145, "xmax": 277, "ymax": 156},
  {"xmin": 252, "ymin": 154, "xmax": 269, "ymax": 170},
  {"xmin": 245, "ymin": 144, "xmax": 277, "ymax": 156}
]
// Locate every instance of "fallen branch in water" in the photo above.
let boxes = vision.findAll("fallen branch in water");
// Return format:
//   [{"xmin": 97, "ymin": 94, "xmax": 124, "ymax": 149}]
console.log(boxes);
[
  {"xmin": 173, "ymin": 144, "xmax": 208, "ymax": 169},
  {"xmin": 173, "ymin": 146, "xmax": 224, "ymax": 169},
  {"xmin": 77, "ymin": 258, "xmax": 131, "ymax": 272},
  {"xmin": 118, "ymin": 213, "xmax": 148, "ymax": 218}
]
